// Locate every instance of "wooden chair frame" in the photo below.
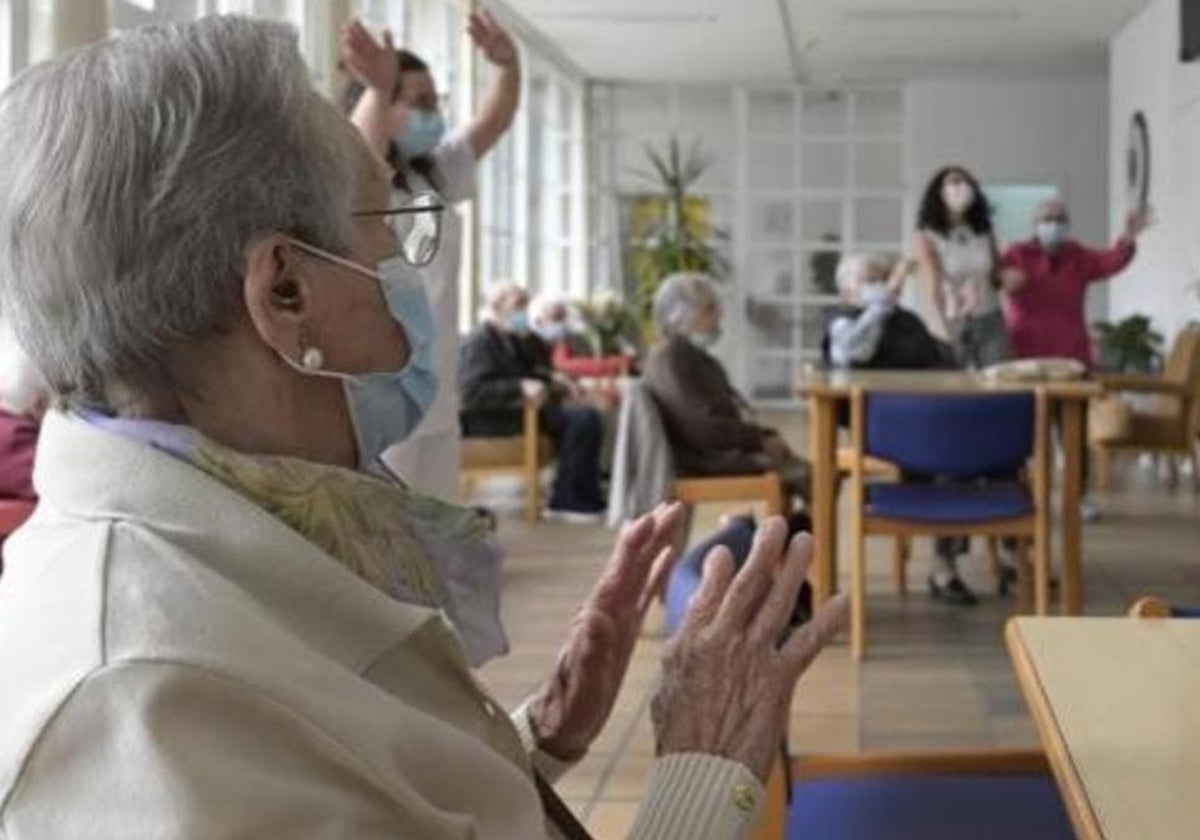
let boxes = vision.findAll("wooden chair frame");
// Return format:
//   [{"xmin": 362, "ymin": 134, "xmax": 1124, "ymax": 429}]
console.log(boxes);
[
  {"xmin": 1092, "ymin": 323, "xmax": 1200, "ymax": 492},
  {"xmin": 460, "ymin": 404, "xmax": 550, "ymax": 523},
  {"xmin": 846, "ymin": 387, "xmax": 1052, "ymax": 660}
]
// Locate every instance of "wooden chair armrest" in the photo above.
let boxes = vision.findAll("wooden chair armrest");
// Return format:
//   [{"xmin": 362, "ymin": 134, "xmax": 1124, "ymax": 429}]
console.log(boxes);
[{"xmin": 1094, "ymin": 373, "xmax": 1186, "ymax": 396}]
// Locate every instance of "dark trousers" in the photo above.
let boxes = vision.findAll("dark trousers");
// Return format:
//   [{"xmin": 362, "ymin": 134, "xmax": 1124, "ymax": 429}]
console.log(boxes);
[{"xmin": 542, "ymin": 404, "xmax": 604, "ymax": 511}]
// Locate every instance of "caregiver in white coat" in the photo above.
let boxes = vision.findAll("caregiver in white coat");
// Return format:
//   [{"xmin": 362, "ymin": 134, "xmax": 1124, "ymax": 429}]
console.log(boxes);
[{"xmin": 342, "ymin": 11, "xmax": 519, "ymax": 500}]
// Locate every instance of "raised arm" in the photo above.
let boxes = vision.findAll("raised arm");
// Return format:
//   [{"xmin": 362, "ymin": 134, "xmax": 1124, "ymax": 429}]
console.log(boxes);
[
  {"xmin": 340, "ymin": 20, "xmax": 400, "ymax": 161},
  {"xmin": 913, "ymin": 230, "xmax": 952, "ymax": 341},
  {"xmin": 466, "ymin": 11, "xmax": 520, "ymax": 160},
  {"xmin": 1081, "ymin": 207, "xmax": 1149, "ymax": 281}
]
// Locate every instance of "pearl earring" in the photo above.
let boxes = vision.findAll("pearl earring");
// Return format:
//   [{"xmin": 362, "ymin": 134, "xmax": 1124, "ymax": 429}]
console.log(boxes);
[{"xmin": 301, "ymin": 346, "xmax": 324, "ymax": 370}]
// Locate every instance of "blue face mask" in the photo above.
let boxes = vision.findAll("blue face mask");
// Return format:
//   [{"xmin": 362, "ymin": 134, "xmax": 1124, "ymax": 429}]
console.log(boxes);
[
  {"xmin": 507, "ymin": 309, "xmax": 530, "ymax": 333},
  {"xmin": 860, "ymin": 281, "xmax": 892, "ymax": 308},
  {"xmin": 535, "ymin": 322, "xmax": 568, "ymax": 343},
  {"xmin": 1037, "ymin": 220, "xmax": 1068, "ymax": 250},
  {"xmin": 688, "ymin": 329, "xmax": 721, "ymax": 350},
  {"xmin": 286, "ymin": 241, "xmax": 438, "ymax": 471},
  {"xmin": 398, "ymin": 109, "xmax": 446, "ymax": 160}
]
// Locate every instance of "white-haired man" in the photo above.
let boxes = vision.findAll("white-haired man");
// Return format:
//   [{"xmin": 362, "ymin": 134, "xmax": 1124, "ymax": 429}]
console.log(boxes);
[{"xmin": 459, "ymin": 283, "xmax": 606, "ymax": 520}]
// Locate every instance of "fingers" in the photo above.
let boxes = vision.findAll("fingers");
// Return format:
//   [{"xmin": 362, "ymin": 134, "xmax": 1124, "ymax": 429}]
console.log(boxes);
[
  {"xmin": 779, "ymin": 594, "xmax": 849, "ymax": 675},
  {"xmin": 678, "ymin": 546, "xmax": 735, "ymax": 637},
  {"xmin": 713, "ymin": 517, "xmax": 787, "ymax": 631},
  {"xmin": 748, "ymin": 533, "xmax": 813, "ymax": 644},
  {"xmin": 637, "ymin": 546, "xmax": 676, "ymax": 616}
]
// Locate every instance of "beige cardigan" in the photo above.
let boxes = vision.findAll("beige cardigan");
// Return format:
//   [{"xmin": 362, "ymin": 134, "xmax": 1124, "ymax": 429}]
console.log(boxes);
[{"xmin": 0, "ymin": 413, "xmax": 763, "ymax": 839}]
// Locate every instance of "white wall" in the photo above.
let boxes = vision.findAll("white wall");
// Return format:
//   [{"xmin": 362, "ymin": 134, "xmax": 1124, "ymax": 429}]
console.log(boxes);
[
  {"xmin": 1109, "ymin": 0, "xmax": 1200, "ymax": 343},
  {"xmin": 909, "ymin": 75, "xmax": 1112, "ymax": 321}
]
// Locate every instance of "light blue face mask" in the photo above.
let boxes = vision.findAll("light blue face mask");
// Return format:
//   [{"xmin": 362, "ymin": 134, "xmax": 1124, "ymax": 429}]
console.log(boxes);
[
  {"xmin": 860, "ymin": 281, "xmax": 892, "ymax": 308},
  {"xmin": 286, "ymin": 240, "xmax": 438, "ymax": 471},
  {"xmin": 688, "ymin": 329, "xmax": 721, "ymax": 350},
  {"xmin": 507, "ymin": 309, "xmax": 530, "ymax": 334},
  {"xmin": 1036, "ymin": 220, "xmax": 1068, "ymax": 251},
  {"xmin": 398, "ymin": 109, "xmax": 447, "ymax": 160}
]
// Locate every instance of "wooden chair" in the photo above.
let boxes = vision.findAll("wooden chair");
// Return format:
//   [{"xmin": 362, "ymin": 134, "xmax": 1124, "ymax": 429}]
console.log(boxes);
[
  {"xmin": 460, "ymin": 404, "xmax": 554, "ymax": 523},
  {"xmin": 671, "ymin": 472, "xmax": 786, "ymax": 517},
  {"xmin": 846, "ymin": 389, "xmax": 1051, "ymax": 659},
  {"xmin": 1092, "ymin": 322, "xmax": 1200, "ymax": 491}
]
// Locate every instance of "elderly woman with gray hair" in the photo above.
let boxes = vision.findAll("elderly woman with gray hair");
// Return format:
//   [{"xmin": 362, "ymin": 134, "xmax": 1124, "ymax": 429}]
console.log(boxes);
[
  {"xmin": 0, "ymin": 17, "xmax": 846, "ymax": 839},
  {"xmin": 644, "ymin": 273, "xmax": 811, "ymax": 504}
]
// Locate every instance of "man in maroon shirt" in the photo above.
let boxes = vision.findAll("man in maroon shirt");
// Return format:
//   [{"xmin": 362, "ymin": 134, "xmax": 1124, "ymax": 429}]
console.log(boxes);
[
  {"xmin": 1001, "ymin": 199, "xmax": 1149, "ymax": 365},
  {"xmin": 1000, "ymin": 198, "xmax": 1150, "ymax": 525}
]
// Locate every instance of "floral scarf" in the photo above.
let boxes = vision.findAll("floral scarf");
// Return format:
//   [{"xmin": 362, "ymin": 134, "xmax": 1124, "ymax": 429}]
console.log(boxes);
[{"xmin": 84, "ymin": 413, "xmax": 508, "ymax": 665}]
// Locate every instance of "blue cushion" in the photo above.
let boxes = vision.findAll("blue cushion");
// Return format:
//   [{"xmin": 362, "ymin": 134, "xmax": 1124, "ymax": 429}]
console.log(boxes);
[
  {"xmin": 665, "ymin": 517, "xmax": 757, "ymax": 635},
  {"xmin": 866, "ymin": 393, "xmax": 1035, "ymax": 478},
  {"xmin": 788, "ymin": 774, "xmax": 1075, "ymax": 840},
  {"xmin": 867, "ymin": 483, "xmax": 1032, "ymax": 523}
]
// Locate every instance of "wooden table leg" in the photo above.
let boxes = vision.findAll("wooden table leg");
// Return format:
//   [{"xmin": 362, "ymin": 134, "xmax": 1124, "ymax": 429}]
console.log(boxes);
[
  {"xmin": 808, "ymin": 395, "xmax": 838, "ymax": 605},
  {"xmin": 1060, "ymin": 398, "xmax": 1085, "ymax": 615}
]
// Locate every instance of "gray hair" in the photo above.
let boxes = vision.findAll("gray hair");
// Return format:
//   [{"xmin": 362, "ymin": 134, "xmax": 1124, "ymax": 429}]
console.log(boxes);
[
  {"xmin": 653, "ymin": 272, "xmax": 717, "ymax": 335},
  {"xmin": 835, "ymin": 253, "xmax": 891, "ymax": 295},
  {"xmin": 0, "ymin": 16, "xmax": 358, "ymax": 409}
]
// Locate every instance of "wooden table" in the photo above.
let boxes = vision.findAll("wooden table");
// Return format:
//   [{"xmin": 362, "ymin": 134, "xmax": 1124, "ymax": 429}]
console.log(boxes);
[
  {"xmin": 1007, "ymin": 617, "xmax": 1200, "ymax": 840},
  {"xmin": 797, "ymin": 370, "xmax": 1099, "ymax": 613}
]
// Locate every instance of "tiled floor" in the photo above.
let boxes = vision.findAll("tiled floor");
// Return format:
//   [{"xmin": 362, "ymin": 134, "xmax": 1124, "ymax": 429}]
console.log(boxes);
[{"xmin": 476, "ymin": 419, "xmax": 1200, "ymax": 839}]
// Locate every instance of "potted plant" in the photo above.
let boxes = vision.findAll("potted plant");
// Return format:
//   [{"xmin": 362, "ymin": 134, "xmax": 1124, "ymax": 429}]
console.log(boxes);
[
  {"xmin": 627, "ymin": 137, "xmax": 728, "ymax": 336},
  {"xmin": 1092, "ymin": 314, "xmax": 1164, "ymax": 373},
  {"xmin": 574, "ymin": 295, "xmax": 641, "ymax": 357}
]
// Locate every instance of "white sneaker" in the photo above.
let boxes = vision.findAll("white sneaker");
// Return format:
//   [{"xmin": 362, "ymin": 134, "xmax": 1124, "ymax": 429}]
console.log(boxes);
[
  {"xmin": 544, "ymin": 507, "xmax": 605, "ymax": 525},
  {"xmin": 1080, "ymin": 498, "xmax": 1101, "ymax": 522}
]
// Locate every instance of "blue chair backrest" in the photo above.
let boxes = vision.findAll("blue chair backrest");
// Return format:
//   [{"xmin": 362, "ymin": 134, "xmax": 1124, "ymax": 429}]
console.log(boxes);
[{"xmin": 865, "ymin": 392, "xmax": 1035, "ymax": 478}]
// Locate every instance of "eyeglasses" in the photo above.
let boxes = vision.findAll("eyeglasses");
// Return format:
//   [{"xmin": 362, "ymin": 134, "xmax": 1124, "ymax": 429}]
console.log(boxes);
[{"xmin": 353, "ymin": 191, "xmax": 446, "ymax": 267}]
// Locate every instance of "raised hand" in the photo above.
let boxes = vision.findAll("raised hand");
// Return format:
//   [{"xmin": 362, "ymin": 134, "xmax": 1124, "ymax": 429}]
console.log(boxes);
[
  {"xmin": 651, "ymin": 519, "xmax": 848, "ymax": 781},
  {"xmin": 341, "ymin": 19, "xmax": 397, "ymax": 93},
  {"xmin": 528, "ymin": 503, "xmax": 685, "ymax": 760},
  {"xmin": 468, "ymin": 10, "xmax": 518, "ymax": 68}
]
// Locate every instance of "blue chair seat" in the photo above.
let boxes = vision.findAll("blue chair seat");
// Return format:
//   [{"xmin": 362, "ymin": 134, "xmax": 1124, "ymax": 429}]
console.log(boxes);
[
  {"xmin": 788, "ymin": 774, "xmax": 1074, "ymax": 840},
  {"xmin": 866, "ymin": 483, "xmax": 1032, "ymax": 523}
]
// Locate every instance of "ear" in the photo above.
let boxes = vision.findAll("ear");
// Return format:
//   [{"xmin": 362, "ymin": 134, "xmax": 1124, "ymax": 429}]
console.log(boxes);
[{"xmin": 242, "ymin": 234, "xmax": 311, "ymax": 361}]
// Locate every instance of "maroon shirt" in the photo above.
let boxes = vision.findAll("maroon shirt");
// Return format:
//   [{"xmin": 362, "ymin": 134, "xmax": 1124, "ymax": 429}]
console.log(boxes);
[
  {"xmin": 0, "ymin": 408, "xmax": 39, "ymax": 499},
  {"xmin": 1001, "ymin": 237, "xmax": 1136, "ymax": 365}
]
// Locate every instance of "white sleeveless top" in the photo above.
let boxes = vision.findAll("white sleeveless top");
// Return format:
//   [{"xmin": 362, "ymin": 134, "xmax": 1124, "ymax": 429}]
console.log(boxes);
[{"xmin": 924, "ymin": 224, "xmax": 998, "ymax": 325}]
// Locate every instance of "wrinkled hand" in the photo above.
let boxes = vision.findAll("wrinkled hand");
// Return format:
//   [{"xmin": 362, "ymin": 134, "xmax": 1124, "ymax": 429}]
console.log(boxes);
[
  {"xmin": 468, "ymin": 10, "xmax": 518, "ymax": 68},
  {"xmin": 341, "ymin": 19, "xmax": 397, "ymax": 93},
  {"xmin": 529, "ymin": 503, "xmax": 686, "ymax": 760},
  {"xmin": 651, "ymin": 519, "xmax": 847, "ymax": 781},
  {"xmin": 521, "ymin": 378, "xmax": 547, "ymax": 408}
]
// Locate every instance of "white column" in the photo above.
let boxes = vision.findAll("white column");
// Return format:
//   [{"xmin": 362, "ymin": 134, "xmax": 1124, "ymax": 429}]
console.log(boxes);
[
  {"xmin": 29, "ymin": 0, "xmax": 110, "ymax": 63},
  {"xmin": 311, "ymin": 0, "xmax": 353, "ymax": 100}
]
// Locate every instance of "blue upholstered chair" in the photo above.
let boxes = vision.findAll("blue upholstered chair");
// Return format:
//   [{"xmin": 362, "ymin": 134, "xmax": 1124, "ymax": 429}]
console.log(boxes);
[
  {"xmin": 846, "ymin": 389, "xmax": 1051, "ymax": 659},
  {"xmin": 787, "ymin": 751, "xmax": 1075, "ymax": 840}
]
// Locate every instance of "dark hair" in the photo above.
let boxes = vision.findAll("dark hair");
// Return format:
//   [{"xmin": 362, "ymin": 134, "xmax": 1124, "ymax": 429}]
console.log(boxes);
[
  {"xmin": 916, "ymin": 165, "xmax": 992, "ymax": 236},
  {"xmin": 340, "ymin": 48, "xmax": 441, "ymax": 194}
]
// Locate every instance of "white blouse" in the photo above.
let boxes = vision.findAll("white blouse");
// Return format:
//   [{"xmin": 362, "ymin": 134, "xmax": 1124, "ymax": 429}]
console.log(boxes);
[{"xmin": 925, "ymin": 224, "xmax": 999, "ymax": 324}]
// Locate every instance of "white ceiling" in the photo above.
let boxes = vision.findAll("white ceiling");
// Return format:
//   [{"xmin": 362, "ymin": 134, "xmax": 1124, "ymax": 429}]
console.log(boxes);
[{"xmin": 501, "ymin": 0, "xmax": 1153, "ymax": 83}]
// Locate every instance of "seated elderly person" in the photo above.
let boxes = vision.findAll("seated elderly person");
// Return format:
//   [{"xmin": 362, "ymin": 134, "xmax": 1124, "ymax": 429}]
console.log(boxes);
[
  {"xmin": 0, "ymin": 18, "xmax": 847, "ymax": 839},
  {"xmin": 531, "ymin": 294, "xmax": 633, "ymax": 379},
  {"xmin": 644, "ymin": 272, "xmax": 811, "ymax": 503},
  {"xmin": 460, "ymin": 284, "xmax": 607, "ymax": 520},
  {"xmin": 823, "ymin": 253, "xmax": 954, "ymax": 371}
]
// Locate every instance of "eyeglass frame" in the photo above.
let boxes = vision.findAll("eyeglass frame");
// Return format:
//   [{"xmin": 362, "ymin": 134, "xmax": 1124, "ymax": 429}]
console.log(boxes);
[{"xmin": 351, "ymin": 190, "xmax": 447, "ymax": 267}]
